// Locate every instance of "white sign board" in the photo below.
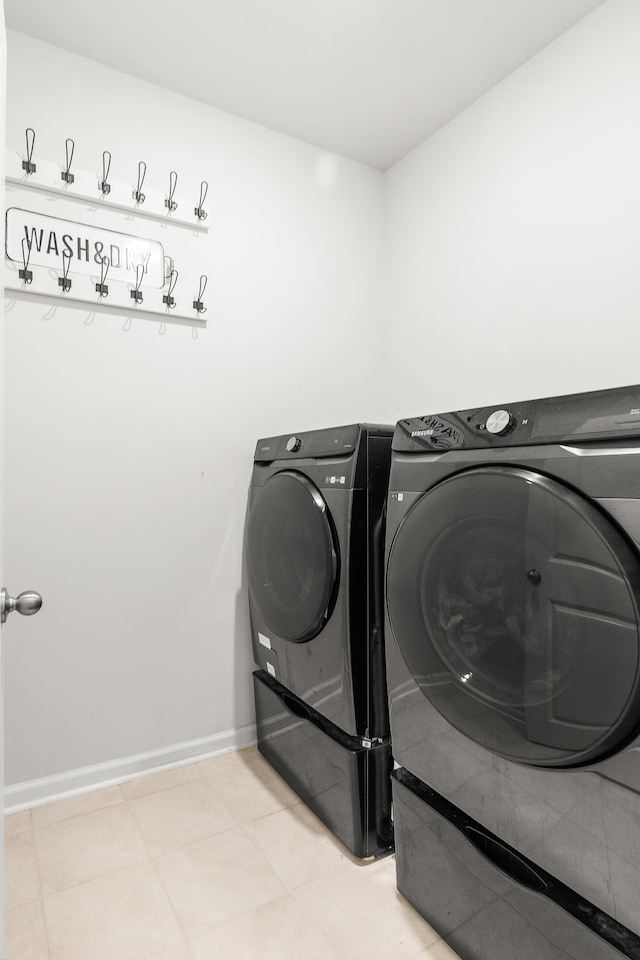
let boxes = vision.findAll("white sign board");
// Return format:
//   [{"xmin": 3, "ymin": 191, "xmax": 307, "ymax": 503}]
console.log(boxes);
[{"xmin": 5, "ymin": 208, "xmax": 165, "ymax": 288}]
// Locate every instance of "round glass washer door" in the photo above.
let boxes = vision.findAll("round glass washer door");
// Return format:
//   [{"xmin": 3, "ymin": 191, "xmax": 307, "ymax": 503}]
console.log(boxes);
[
  {"xmin": 386, "ymin": 465, "xmax": 640, "ymax": 767},
  {"xmin": 247, "ymin": 471, "xmax": 339, "ymax": 642}
]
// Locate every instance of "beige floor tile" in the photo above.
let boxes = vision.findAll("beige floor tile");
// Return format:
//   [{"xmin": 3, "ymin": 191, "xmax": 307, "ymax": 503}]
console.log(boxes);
[
  {"xmin": 196, "ymin": 746, "xmax": 260, "ymax": 784},
  {"xmin": 31, "ymin": 785, "xmax": 124, "ymax": 828},
  {"xmin": 128, "ymin": 779, "xmax": 236, "ymax": 856},
  {"xmin": 44, "ymin": 861, "xmax": 183, "ymax": 960},
  {"xmin": 244, "ymin": 802, "xmax": 357, "ymax": 889},
  {"xmin": 292, "ymin": 857, "xmax": 440, "ymax": 960},
  {"xmin": 199, "ymin": 747, "xmax": 301, "ymax": 823},
  {"xmin": 155, "ymin": 826, "xmax": 286, "ymax": 941},
  {"xmin": 6, "ymin": 898, "xmax": 49, "ymax": 960},
  {"xmin": 5, "ymin": 810, "xmax": 32, "ymax": 838},
  {"xmin": 6, "ymin": 830, "xmax": 41, "ymax": 909},
  {"xmin": 35, "ymin": 802, "xmax": 149, "ymax": 895},
  {"xmin": 121, "ymin": 762, "xmax": 203, "ymax": 801},
  {"xmin": 189, "ymin": 894, "xmax": 340, "ymax": 960}
]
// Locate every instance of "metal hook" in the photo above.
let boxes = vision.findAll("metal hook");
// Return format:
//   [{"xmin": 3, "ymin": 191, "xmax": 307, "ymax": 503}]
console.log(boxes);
[
  {"xmin": 58, "ymin": 250, "xmax": 72, "ymax": 291},
  {"xmin": 22, "ymin": 128, "xmax": 36, "ymax": 175},
  {"xmin": 99, "ymin": 151, "xmax": 112, "ymax": 195},
  {"xmin": 165, "ymin": 171, "xmax": 178, "ymax": 212},
  {"xmin": 163, "ymin": 269, "xmax": 179, "ymax": 309},
  {"xmin": 194, "ymin": 180, "xmax": 208, "ymax": 220},
  {"xmin": 19, "ymin": 237, "xmax": 33, "ymax": 283},
  {"xmin": 193, "ymin": 274, "xmax": 207, "ymax": 314},
  {"xmin": 133, "ymin": 161, "xmax": 147, "ymax": 204},
  {"xmin": 61, "ymin": 138, "xmax": 75, "ymax": 184},
  {"xmin": 130, "ymin": 263, "xmax": 144, "ymax": 303},
  {"xmin": 95, "ymin": 256, "xmax": 110, "ymax": 297}
]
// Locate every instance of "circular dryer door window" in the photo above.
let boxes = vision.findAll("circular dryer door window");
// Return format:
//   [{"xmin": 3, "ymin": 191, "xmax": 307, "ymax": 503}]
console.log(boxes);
[
  {"xmin": 247, "ymin": 471, "xmax": 338, "ymax": 642},
  {"xmin": 386, "ymin": 465, "xmax": 640, "ymax": 767}
]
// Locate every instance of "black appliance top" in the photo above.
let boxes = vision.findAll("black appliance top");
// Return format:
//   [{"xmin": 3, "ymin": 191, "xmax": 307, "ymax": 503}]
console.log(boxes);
[
  {"xmin": 254, "ymin": 423, "xmax": 392, "ymax": 463},
  {"xmin": 393, "ymin": 384, "xmax": 640, "ymax": 453}
]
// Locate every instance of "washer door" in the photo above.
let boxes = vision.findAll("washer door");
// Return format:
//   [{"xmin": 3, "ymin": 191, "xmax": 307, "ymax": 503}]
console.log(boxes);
[
  {"xmin": 247, "ymin": 471, "xmax": 339, "ymax": 642},
  {"xmin": 387, "ymin": 465, "xmax": 640, "ymax": 767}
]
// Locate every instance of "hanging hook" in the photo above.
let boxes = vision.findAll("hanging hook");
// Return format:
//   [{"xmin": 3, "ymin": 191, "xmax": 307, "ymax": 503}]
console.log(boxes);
[
  {"xmin": 133, "ymin": 161, "xmax": 147, "ymax": 204},
  {"xmin": 22, "ymin": 127, "xmax": 36, "ymax": 175},
  {"xmin": 194, "ymin": 180, "xmax": 208, "ymax": 221},
  {"xmin": 164, "ymin": 170, "xmax": 178, "ymax": 212},
  {"xmin": 162, "ymin": 268, "xmax": 179, "ymax": 309},
  {"xmin": 99, "ymin": 151, "xmax": 112, "ymax": 195},
  {"xmin": 95, "ymin": 255, "xmax": 110, "ymax": 297},
  {"xmin": 19, "ymin": 237, "xmax": 33, "ymax": 283},
  {"xmin": 193, "ymin": 274, "xmax": 207, "ymax": 314},
  {"xmin": 61, "ymin": 138, "xmax": 75, "ymax": 184},
  {"xmin": 130, "ymin": 263, "xmax": 144, "ymax": 303},
  {"xmin": 58, "ymin": 250, "xmax": 72, "ymax": 292}
]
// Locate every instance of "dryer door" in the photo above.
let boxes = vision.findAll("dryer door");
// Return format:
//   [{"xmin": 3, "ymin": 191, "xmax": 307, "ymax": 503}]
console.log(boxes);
[
  {"xmin": 386, "ymin": 465, "xmax": 640, "ymax": 767},
  {"xmin": 247, "ymin": 470, "xmax": 339, "ymax": 643}
]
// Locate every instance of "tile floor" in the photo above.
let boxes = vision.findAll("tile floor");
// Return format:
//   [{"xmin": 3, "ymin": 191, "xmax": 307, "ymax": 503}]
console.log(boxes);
[{"xmin": 5, "ymin": 747, "xmax": 461, "ymax": 960}]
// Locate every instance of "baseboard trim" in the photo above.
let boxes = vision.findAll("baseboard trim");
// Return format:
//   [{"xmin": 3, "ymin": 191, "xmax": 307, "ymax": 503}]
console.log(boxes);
[{"xmin": 4, "ymin": 723, "xmax": 258, "ymax": 814}]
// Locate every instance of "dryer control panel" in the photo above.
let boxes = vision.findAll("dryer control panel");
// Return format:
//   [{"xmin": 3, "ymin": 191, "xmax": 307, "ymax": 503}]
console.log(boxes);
[
  {"xmin": 393, "ymin": 384, "xmax": 640, "ymax": 452},
  {"xmin": 255, "ymin": 425, "xmax": 360, "ymax": 462}
]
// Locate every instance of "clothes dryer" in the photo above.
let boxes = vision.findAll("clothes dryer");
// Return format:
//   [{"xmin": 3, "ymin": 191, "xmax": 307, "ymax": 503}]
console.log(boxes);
[
  {"xmin": 385, "ymin": 386, "xmax": 640, "ymax": 959},
  {"xmin": 248, "ymin": 423, "xmax": 393, "ymax": 857}
]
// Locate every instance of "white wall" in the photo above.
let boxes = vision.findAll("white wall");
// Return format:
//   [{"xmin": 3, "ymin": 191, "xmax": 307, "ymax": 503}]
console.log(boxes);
[
  {"xmin": 384, "ymin": 0, "xmax": 640, "ymax": 420},
  {"xmin": 3, "ymin": 31, "xmax": 386, "ymax": 795}
]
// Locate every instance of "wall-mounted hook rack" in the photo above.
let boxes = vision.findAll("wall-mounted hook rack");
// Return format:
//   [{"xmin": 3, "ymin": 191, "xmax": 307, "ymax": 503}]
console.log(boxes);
[
  {"xmin": 6, "ymin": 151, "xmax": 210, "ymax": 232},
  {"xmin": 99, "ymin": 150, "xmax": 111, "ymax": 195},
  {"xmin": 5, "ymin": 283, "xmax": 207, "ymax": 329},
  {"xmin": 194, "ymin": 181, "xmax": 208, "ymax": 221},
  {"xmin": 165, "ymin": 171, "xmax": 178, "ymax": 213},
  {"xmin": 163, "ymin": 268, "xmax": 178, "ymax": 308},
  {"xmin": 5, "ymin": 261, "xmax": 208, "ymax": 327},
  {"xmin": 61, "ymin": 138, "xmax": 75, "ymax": 184},
  {"xmin": 22, "ymin": 128, "xmax": 36, "ymax": 175},
  {"xmin": 6, "ymin": 137, "xmax": 211, "ymax": 326},
  {"xmin": 193, "ymin": 274, "xmax": 207, "ymax": 314}
]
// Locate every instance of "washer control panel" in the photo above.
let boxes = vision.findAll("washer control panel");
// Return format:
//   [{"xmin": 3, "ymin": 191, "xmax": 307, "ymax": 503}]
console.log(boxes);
[{"xmin": 393, "ymin": 385, "xmax": 640, "ymax": 452}]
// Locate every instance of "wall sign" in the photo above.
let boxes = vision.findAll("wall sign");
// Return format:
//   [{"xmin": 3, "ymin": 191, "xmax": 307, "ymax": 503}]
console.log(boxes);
[{"xmin": 5, "ymin": 207, "xmax": 165, "ymax": 288}]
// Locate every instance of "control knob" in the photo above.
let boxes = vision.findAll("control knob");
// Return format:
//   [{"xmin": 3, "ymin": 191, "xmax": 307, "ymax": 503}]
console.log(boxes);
[
  {"xmin": 286, "ymin": 436, "xmax": 302, "ymax": 453},
  {"xmin": 485, "ymin": 409, "xmax": 515, "ymax": 437}
]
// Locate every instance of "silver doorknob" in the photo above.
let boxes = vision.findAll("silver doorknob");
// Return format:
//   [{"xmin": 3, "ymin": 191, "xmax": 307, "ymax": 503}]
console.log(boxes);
[{"xmin": 1, "ymin": 587, "xmax": 43, "ymax": 624}]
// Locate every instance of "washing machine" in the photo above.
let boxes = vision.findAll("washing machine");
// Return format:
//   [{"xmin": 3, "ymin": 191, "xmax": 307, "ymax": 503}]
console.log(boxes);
[
  {"xmin": 247, "ymin": 423, "xmax": 394, "ymax": 858},
  {"xmin": 384, "ymin": 385, "xmax": 640, "ymax": 959}
]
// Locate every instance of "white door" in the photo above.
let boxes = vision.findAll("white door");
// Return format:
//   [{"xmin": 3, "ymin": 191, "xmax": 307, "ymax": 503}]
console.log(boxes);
[{"xmin": 0, "ymin": 13, "xmax": 46, "ymax": 950}]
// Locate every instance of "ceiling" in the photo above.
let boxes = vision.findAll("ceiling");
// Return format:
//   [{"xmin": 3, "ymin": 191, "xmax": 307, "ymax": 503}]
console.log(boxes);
[{"xmin": 4, "ymin": 0, "xmax": 605, "ymax": 170}]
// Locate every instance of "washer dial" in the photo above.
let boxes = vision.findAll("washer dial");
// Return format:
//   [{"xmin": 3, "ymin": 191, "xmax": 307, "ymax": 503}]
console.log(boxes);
[{"xmin": 485, "ymin": 410, "xmax": 515, "ymax": 436}]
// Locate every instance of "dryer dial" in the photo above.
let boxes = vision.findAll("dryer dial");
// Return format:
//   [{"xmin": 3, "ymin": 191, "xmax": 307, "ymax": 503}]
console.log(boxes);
[
  {"xmin": 286, "ymin": 436, "xmax": 302, "ymax": 453},
  {"xmin": 485, "ymin": 410, "xmax": 515, "ymax": 436}
]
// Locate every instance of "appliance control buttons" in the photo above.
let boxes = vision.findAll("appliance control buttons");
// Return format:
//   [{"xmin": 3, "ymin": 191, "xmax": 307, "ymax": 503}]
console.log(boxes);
[
  {"xmin": 286, "ymin": 436, "xmax": 302, "ymax": 452},
  {"xmin": 485, "ymin": 409, "xmax": 515, "ymax": 436}
]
